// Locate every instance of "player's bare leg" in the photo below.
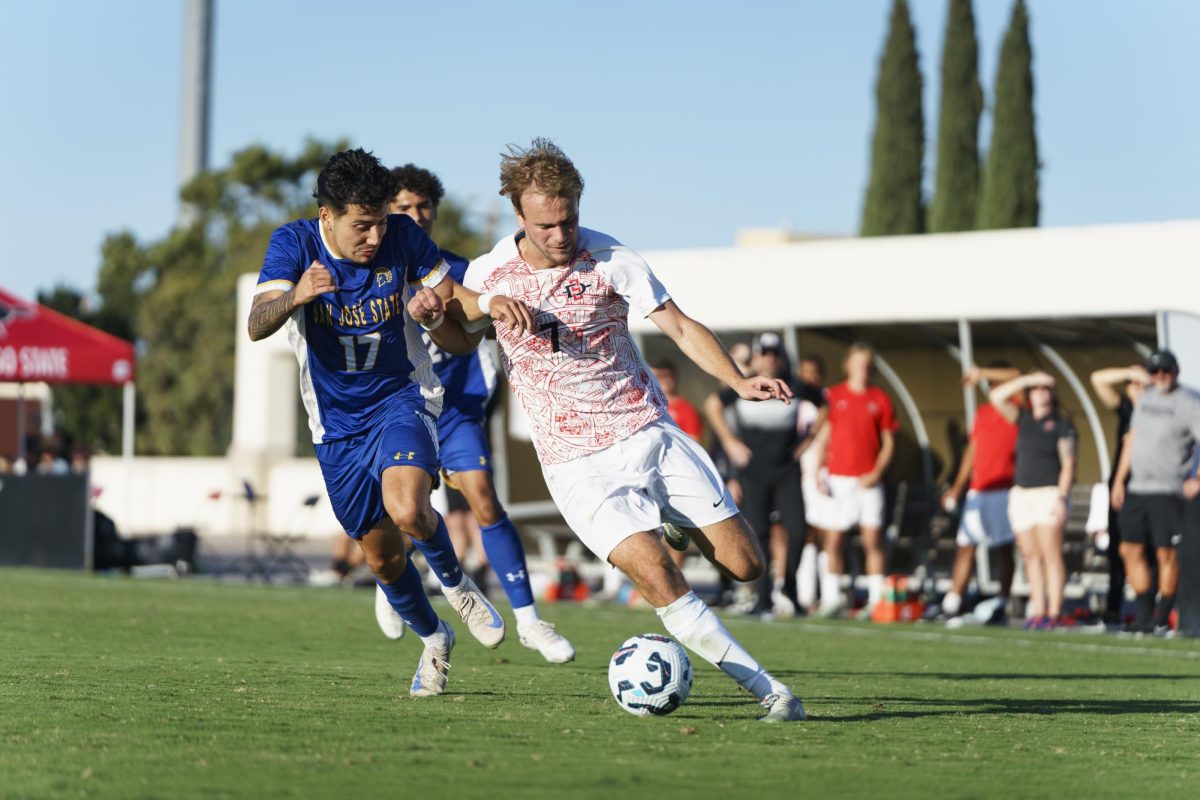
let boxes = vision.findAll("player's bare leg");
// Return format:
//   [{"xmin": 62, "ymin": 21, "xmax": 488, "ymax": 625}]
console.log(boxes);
[
  {"xmin": 454, "ymin": 469, "xmax": 572, "ymax": 661},
  {"xmin": 608, "ymin": 530, "xmax": 804, "ymax": 722},
  {"xmin": 860, "ymin": 525, "xmax": 887, "ymax": 610},
  {"xmin": 382, "ymin": 465, "xmax": 505, "ymax": 648},
  {"xmin": 1015, "ymin": 529, "xmax": 1046, "ymax": 623},
  {"xmin": 678, "ymin": 514, "xmax": 764, "ymax": 583},
  {"xmin": 1034, "ymin": 523, "xmax": 1065, "ymax": 620}
]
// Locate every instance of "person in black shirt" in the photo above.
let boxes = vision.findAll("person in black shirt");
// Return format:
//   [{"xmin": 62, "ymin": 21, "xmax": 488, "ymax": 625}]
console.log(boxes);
[
  {"xmin": 990, "ymin": 372, "xmax": 1077, "ymax": 629},
  {"xmin": 1090, "ymin": 364, "xmax": 1151, "ymax": 625},
  {"xmin": 705, "ymin": 332, "xmax": 824, "ymax": 616}
]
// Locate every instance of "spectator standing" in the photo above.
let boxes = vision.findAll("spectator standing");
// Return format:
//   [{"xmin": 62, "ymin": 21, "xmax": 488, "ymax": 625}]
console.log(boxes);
[
  {"xmin": 808, "ymin": 343, "xmax": 897, "ymax": 615},
  {"xmin": 706, "ymin": 332, "xmax": 820, "ymax": 616},
  {"xmin": 936, "ymin": 364, "xmax": 1021, "ymax": 624},
  {"xmin": 796, "ymin": 354, "xmax": 830, "ymax": 611},
  {"xmin": 1110, "ymin": 350, "xmax": 1200, "ymax": 633},
  {"xmin": 990, "ymin": 371, "xmax": 1076, "ymax": 629},
  {"xmin": 1090, "ymin": 364, "xmax": 1151, "ymax": 625}
]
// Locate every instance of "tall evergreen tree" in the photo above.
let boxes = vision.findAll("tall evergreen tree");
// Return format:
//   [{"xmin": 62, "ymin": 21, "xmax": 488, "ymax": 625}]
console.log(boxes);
[
  {"xmin": 861, "ymin": 0, "xmax": 925, "ymax": 237},
  {"xmin": 929, "ymin": 0, "xmax": 982, "ymax": 233},
  {"xmin": 978, "ymin": 0, "xmax": 1039, "ymax": 229}
]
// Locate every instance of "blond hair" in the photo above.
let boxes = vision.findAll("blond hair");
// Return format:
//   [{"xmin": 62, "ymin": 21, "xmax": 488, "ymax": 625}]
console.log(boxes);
[{"xmin": 499, "ymin": 138, "xmax": 585, "ymax": 214}]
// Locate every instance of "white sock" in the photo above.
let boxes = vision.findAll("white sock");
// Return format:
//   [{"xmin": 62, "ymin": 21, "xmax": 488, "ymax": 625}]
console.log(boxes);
[
  {"xmin": 418, "ymin": 619, "xmax": 450, "ymax": 648},
  {"xmin": 772, "ymin": 577, "xmax": 785, "ymax": 594},
  {"xmin": 513, "ymin": 604, "xmax": 540, "ymax": 630},
  {"xmin": 797, "ymin": 543, "xmax": 818, "ymax": 608},
  {"xmin": 656, "ymin": 591, "xmax": 785, "ymax": 701},
  {"xmin": 821, "ymin": 573, "xmax": 843, "ymax": 608},
  {"xmin": 942, "ymin": 591, "xmax": 962, "ymax": 616},
  {"xmin": 867, "ymin": 574, "xmax": 886, "ymax": 606}
]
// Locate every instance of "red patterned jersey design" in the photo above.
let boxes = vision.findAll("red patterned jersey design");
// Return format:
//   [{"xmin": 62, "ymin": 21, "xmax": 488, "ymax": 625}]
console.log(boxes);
[{"xmin": 477, "ymin": 247, "xmax": 667, "ymax": 464}]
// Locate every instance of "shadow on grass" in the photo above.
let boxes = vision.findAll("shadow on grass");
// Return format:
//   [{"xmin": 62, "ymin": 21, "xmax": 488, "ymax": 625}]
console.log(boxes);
[
  {"xmin": 813, "ymin": 696, "xmax": 1200, "ymax": 722},
  {"xmin": 770, "ymin": 669, "xmax": 1200, "ymax": 682}
]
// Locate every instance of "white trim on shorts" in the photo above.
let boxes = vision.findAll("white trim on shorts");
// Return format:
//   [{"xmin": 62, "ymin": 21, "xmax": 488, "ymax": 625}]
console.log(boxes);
[
  {"xmin": 825, "ymin": 473, "xmax": 885, "ymax": 531},
  {"xmin": 956, "ymin": 488, "xmax": 1015, "ymax": 547},
  {"xmin": 541, "ymin": 418, "xmax": 739, "ymax": 562}
]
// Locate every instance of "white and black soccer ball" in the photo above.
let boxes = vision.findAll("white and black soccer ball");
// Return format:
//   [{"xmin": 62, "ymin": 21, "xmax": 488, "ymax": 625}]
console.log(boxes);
[{"xmin": 607, "ymin": 633, "xmax": 693, "ymax": 716}]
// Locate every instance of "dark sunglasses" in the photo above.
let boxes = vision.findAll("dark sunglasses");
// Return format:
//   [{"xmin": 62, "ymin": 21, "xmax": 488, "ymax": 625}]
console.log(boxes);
[{"xmin": 1149, "ymin": 368, "xmax": 1173, "ymax": 375}]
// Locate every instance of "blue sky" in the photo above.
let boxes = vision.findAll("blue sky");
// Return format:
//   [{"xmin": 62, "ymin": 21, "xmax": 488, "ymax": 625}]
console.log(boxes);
[{"xmin": 3, "ymin": 0, "xmax": 1197, "ymax": 303}]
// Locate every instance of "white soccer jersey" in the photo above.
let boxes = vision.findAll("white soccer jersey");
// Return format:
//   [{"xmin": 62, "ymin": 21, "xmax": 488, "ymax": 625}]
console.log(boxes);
[{"xmin": 464, "ymin": 228, "xmax": 670, "ymax": 465}]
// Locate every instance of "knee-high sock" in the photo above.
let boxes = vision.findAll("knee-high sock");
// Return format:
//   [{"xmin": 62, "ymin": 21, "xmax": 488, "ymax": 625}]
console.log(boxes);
[
  {"xmin": 480, "ymin": 515, "xmax": 534, "ymax": 610},
  {"xmin": 408, "ymin": 513, "xmax": 462, "ymax": 588},
  {"xmin": 797, "ymin": 542, "xmax": 819, "ymax": 609},
  {"xmin": 377, "ymin": 560, "xmax": 439, "ymax": 637},
  {"xmin": 657, "ymin": 591, "xmax": 786, "ymax": 701}
]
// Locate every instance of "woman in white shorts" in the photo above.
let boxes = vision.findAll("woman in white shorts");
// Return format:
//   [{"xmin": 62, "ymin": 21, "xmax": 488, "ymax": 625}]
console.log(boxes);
[{"xmin": 989, "ymin": 372, "xmax": 1077, "ymax": 629}]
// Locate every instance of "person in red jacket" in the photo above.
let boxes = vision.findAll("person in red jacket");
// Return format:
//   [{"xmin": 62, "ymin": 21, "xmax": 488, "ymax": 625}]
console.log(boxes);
[{"xmin": 809, "ymin": 343, "xmax": 897, "ymax": 615}]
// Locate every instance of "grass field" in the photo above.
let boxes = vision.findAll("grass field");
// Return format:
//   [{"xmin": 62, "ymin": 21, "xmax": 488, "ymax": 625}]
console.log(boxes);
[{"xmin": 2, "ymin": 568, "xmax": 1198, "ymax": 799}]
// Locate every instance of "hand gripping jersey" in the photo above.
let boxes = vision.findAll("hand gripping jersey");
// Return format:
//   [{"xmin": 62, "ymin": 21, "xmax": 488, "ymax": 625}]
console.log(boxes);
[
  {"xmin": 423, "ymin": 249, "xmax": 498, "ymax": 424},
  {"xmin": 464, "ymin": 228, "xmax": 669, "ymax": 465},
  {"xmin": 255, "ymin": 215, "xmax": 447, "ymax": 443}
]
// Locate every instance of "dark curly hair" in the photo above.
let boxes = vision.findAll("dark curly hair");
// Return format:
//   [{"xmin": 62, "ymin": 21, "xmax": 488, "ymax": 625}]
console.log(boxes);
[
  {"xmin": 391, "ymin": 164, "xmax": 445, "ymax": 207},
  {"xmin": 313, "ymin": 148, "xmax": 395, "ymax": 215}
]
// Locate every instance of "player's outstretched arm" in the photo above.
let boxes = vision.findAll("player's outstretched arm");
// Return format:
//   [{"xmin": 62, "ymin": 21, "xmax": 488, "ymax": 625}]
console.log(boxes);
[
  {"xmin": 248, "ymin": 260, "xmax": 337, "ymax": 341},
  {"xmin": 649, "ymin": 300, "xmax": 792, "ymax": 404}
]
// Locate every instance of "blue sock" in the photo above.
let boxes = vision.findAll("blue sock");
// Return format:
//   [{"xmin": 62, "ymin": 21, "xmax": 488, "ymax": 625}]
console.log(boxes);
[
  {"xmin": 481, "ymin": 515, "xmax": 534, "ymax": 609},
  {"xmin": 377, "ymin": 561, "xmax": 439, "ymax": 637},
  {"xmin": 408, "ymin": 513, "xmax": 462, "ymax": 588}
]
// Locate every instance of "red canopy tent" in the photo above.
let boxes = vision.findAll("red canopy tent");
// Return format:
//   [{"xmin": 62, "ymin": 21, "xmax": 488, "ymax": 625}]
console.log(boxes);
[{"xmin": 0, "ymin": 287, "xmax": 137, "ymax": 459}]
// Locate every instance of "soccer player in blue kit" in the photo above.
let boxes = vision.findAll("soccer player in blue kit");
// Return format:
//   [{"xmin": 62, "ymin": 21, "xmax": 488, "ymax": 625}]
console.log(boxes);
[
  {"xmin": 377, "ymin": 164, "xmax": 575, "ymax": 663},
  {"xmin": 247, "ymin": 148, "xmax": 511, "ymax": 697}
]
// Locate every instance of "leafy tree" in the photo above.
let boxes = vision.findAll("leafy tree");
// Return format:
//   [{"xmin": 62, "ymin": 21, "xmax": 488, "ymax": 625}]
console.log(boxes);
[
  {"xmin": 861, "ymin": 0, "xmax": 925, "ymax": 237},
  {"xmin": 929, "ymin": 0, "xmax": 982, "ymax": 233},
  {"xmin": 978, "ymin": 0, "xmax": 1039, "ymax": 229}
]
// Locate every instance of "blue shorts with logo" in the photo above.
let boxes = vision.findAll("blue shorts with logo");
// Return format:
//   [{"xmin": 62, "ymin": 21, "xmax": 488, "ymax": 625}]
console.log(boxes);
[
  {"xmin": 438, "ymin": 407, "xmax": 493, "ymax": 475},
  {"xmin": 314, "ymin": 407, "xmax": 439, "ymax": 539}
]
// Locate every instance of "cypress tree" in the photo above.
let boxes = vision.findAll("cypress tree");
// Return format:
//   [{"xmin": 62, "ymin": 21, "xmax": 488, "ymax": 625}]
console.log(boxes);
[
  {"xmin": 929, "ymin": 0, "xmax": 982, "ymax": 233},
  {"xmin": 861, "ymin": 0, "xmax": 925, "ymax": 237},
  {"xmin": 978, "ymin": 0, "xmax": 1039, "ymax": 229}
]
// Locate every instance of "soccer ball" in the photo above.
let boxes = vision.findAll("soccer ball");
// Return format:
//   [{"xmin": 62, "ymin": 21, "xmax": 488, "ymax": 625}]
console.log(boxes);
[{"xmin": 607, "ymin": 634, "xmax": 693, "ymax": 716}]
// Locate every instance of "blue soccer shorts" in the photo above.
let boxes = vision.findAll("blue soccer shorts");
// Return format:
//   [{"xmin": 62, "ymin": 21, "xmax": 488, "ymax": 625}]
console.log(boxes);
[
  {"xmin": 314, "ymin": 407, "xmax": 439, "ymax": 539},
  {"xmin": 438, "ymin": 409, "xmax": 493, "ymax": 475}
]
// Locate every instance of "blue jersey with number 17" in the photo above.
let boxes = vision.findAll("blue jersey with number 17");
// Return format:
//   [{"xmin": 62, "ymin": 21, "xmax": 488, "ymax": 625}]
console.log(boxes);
[{"xmin": 255, "ymin": 215, "xmax": 448, "ymax": 444}]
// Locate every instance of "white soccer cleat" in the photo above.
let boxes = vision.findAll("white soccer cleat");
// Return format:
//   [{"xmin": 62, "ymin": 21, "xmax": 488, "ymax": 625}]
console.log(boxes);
[
  {"xmin": 443, "ymin": 575, "xmax": 506, "ymax": 648},
  {"xmin": 758, "ymin": 690, "xmax": 807, "ymax": 723},
  {"xmin": 771, "ymin": 589, "xmax": 797, "ymax": 619},
  {"xmin": 661, "ymin": 522, "xmax": 690, "ymax": 552},
  {"xmin": 518, "ymin": 620, "xmax": 576, "ymax": 663},
  {"xmin": 374, "ymin": 584, "xmax": 406, "ymax": 640},
  {"xmin": 409, "ymin": 622, "xmax": 455, "ymax": 697}
]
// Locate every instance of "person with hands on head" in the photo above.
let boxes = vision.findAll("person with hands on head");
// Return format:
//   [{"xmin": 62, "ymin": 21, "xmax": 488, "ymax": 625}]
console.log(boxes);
[
  {"xmin": 934, "ymin": 363, "xmax": 1021, "ymax": 625},
  {"xmin": 411, "ymin": 138, "xmax": 804, "ymax": 722},
  {"xmin": 1089, "ymin": 363, "xmax": 1151, "ymax": 625},
  {"xmin": 989, "ymin": 370, "xmax": 1076, "ymax": 629},
  {"xmin": 248, "ymin": 148, "xmax": 509, "ymax": 699},
  {"xmin": 1108, "ymin": 349, "xmax": 1200, "ymax": 634}
]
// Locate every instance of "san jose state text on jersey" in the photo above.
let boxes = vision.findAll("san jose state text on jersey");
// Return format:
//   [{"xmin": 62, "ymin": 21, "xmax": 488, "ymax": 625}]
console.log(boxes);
[{"xmin": 255, "ymin": 215, "xmax": 447, "ymax": 443}]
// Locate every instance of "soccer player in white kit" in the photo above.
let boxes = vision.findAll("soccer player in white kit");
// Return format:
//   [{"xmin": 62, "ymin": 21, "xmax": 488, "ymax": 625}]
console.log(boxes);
[{"xmin": 409, "ymin": 139, "xmax": 806, "ymax": 722}]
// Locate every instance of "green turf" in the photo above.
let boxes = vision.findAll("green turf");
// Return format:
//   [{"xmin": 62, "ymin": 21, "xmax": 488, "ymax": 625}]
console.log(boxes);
[{"xmin": 1, "ymin": 568, "xmax": 1198, "ymax": 799}]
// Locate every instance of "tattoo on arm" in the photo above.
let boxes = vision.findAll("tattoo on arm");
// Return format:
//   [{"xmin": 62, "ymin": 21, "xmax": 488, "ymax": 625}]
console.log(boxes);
[{"xmin": 248, "ymin": 290, "xmax": 298, "ymax": 341}]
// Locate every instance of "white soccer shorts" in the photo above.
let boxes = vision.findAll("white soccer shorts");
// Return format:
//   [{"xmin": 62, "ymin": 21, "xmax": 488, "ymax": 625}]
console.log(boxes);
[
  {"xmin": 825, "ymin": 474, "xmax": 886, "ymax": 532},
  {"xmin": 541, "ymin": 419, "xmax": 739, "ymax": 562},
  {"xmin": 956, "ymin": 488, "xmax": 1016, "ymax": 547}
]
